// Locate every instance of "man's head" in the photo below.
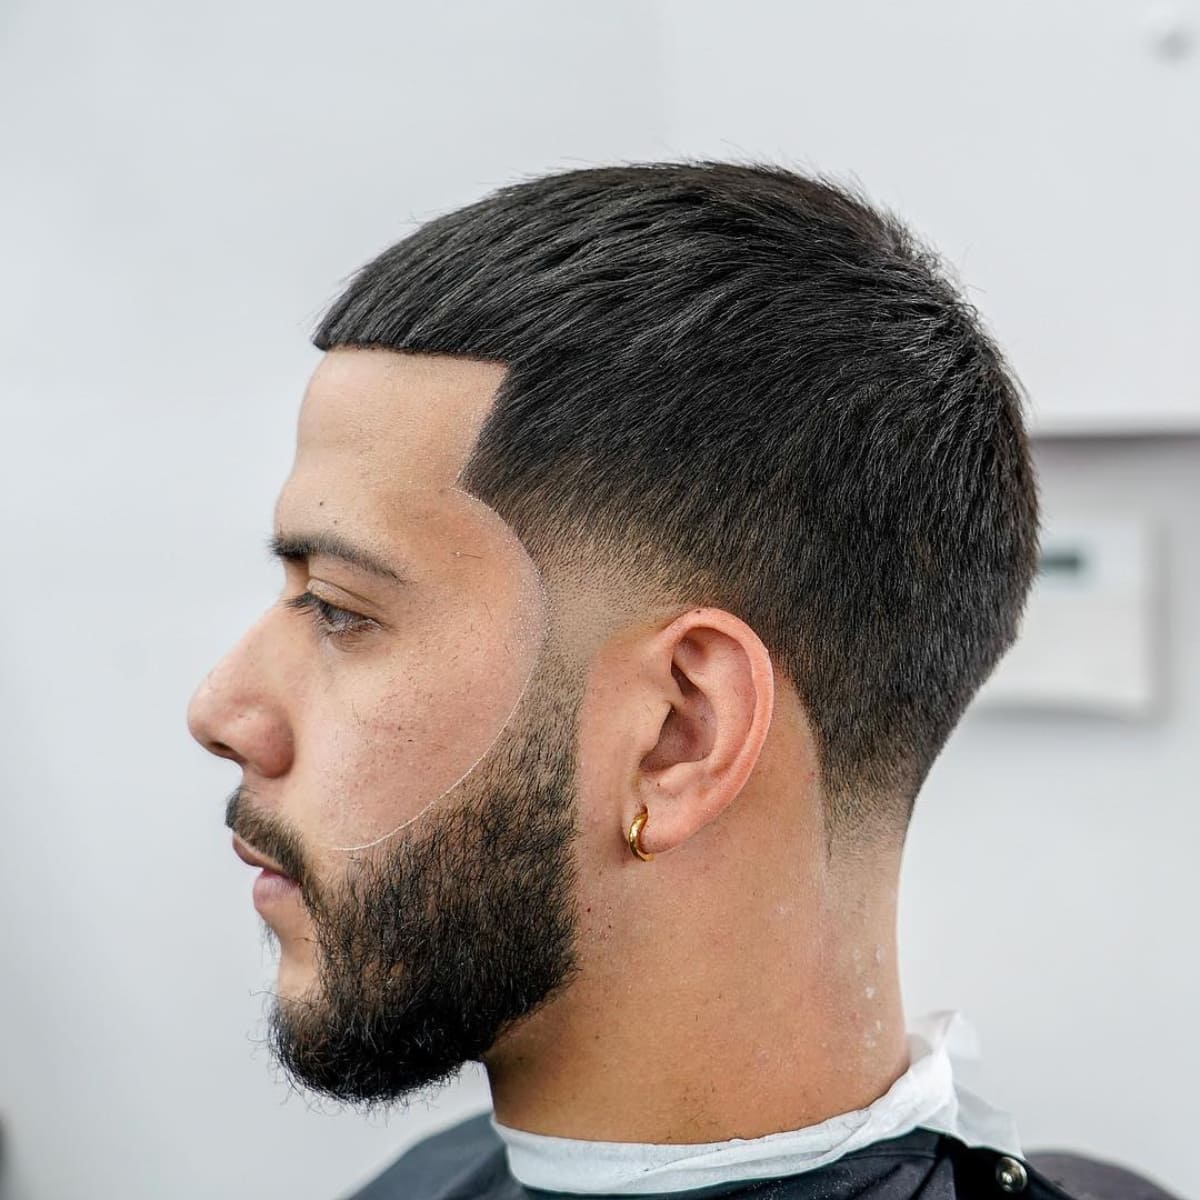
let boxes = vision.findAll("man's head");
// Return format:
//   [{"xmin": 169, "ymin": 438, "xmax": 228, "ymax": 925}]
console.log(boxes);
[{"xmin": 187, "ymin": 161, "xmax": 1038, "ymax": 1111}]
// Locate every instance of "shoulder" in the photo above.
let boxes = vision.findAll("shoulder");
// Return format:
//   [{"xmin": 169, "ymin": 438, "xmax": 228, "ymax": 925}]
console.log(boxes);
[
  {"xmin": 341, "ymin": 1111, "xmax": 514, "ymax": 1200},
  {"xmin": 940, "ymin": 1138, "xmax": 1182, "ymax": 1200},
  {"xmin": 339, "ymin": 1119, "xmax": 1182, "ymax": 1200},
  {"xmin": 837, "ymin": 1133, "xmax": 1182, "ymax": 1200},
  {"xmin": 1026, "ymin": 1149, "xmax": 1183, "ymax": 1200}
]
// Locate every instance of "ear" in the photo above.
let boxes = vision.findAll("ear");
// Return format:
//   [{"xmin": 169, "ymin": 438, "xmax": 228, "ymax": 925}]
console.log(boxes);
[{"xmin": 629, "ymin": 608, "xmax": 774, "ymax": 857}]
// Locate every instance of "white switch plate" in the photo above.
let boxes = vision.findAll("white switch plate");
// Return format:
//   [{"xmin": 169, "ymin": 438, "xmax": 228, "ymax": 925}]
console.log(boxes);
[{"xmin": 975, "ymin": 517, "xmax": 1158, "ymax": 716}]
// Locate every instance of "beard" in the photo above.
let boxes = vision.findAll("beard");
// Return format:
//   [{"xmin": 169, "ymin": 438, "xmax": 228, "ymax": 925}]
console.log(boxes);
[{"xmin": 236, "ymin": 658, "xmax": 581, "ymax": 1112}]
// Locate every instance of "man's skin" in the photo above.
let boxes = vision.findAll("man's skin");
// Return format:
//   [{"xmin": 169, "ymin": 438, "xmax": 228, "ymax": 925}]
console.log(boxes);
[{"xmin": 188, "ymin": 346, "xmax": 910, "ymax": 1146}]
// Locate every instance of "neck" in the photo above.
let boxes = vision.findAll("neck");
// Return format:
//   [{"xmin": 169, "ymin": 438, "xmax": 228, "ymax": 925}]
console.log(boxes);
[{"xmin": 484, "ymin": 841, "xmax": 909, "ymax": 1144}]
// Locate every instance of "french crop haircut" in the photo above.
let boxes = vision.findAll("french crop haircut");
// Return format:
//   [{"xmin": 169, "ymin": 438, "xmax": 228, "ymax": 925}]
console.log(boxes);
[{"xmin": 315, "ymin": 162, "xmax": 1039, "ymax": 844}]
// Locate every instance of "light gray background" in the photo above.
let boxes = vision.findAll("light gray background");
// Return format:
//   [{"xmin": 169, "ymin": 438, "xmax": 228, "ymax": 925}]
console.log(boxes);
[{"xmin": 1, "ymin": 2, "xmax": 1197, "ymax": 1198}]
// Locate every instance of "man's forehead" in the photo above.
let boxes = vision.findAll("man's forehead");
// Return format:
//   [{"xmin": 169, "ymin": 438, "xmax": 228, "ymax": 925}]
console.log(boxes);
[
  {"xmin": 295, "ymin": 347, "xmax": 507, "ymax": 480},
  {"xmin": 276, "ymin": 347, "xmax": 514, "ymax": 556}
]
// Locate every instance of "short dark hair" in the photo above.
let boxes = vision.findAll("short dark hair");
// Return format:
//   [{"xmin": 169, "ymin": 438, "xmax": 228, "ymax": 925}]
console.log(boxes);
[{"xmin": 314, "ymin": 162, "xmax": 1039, "ymax": 844}]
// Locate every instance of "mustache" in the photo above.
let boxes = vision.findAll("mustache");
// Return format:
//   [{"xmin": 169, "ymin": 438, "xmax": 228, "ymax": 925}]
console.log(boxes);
[{"xmin": 224, "ymin": 787, "xmax": 309, "ymax": 886}]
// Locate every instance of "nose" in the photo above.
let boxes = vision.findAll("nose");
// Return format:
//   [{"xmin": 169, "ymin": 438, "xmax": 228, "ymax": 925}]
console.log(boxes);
[{"xmin": 186, "ymin": 617, "xmax": 294, "ymax": 778}]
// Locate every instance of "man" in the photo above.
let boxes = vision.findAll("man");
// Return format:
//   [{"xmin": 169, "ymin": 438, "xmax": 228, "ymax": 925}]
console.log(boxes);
[{"xmin": 187, "ymin": 163, "xmax": 1172, "ymax": 1198}]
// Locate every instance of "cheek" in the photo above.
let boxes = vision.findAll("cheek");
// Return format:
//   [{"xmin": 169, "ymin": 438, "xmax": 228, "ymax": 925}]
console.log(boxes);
[
  {"xmin": 300, "ymin": 594, "xmax": 545, "ymax": 851},
  {"xmin": 296, "ymin": 490, "xmax": 548, "ymax": 851}
]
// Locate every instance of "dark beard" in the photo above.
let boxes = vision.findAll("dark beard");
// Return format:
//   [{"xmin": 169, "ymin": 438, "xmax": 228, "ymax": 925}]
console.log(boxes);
[{"xmin": 264, "ymin": 678, "xmax": 580, "ymax": 1111}]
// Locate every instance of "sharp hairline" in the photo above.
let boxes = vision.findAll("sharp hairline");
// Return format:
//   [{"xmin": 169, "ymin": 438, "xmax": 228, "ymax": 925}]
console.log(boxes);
[{"xmin": 267, "ymin": 530, "xmax": 407, "ymax": 584}]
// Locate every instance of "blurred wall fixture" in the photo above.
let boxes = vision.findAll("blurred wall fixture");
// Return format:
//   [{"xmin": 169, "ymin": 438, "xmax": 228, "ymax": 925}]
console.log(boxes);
[{"xmin": 976, "ymin": 517, "xmax": 1158, "ymax": 716}]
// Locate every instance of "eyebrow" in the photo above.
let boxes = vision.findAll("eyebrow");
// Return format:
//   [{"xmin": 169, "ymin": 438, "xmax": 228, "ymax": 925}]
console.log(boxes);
[{"xmin": 267, "ymin": 531, "xmax": 408, "ymax": 585}]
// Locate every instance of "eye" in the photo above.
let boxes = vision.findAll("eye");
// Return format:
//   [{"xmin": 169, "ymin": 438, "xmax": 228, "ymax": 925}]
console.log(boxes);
[{"xmin": 283, "ymin": 591, "xmax": 376, "ymax": 644}]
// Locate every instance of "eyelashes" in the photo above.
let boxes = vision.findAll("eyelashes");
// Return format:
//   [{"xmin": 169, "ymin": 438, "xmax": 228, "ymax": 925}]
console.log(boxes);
[{"xmin": 283, "ymin": 591, "xmax": 377, "ymax": 644}]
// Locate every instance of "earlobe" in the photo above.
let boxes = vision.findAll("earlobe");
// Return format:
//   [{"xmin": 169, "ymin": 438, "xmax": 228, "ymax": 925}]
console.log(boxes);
[{"xmin": 631, "ymin": 611, "xmax": 774, "ymax": 858}]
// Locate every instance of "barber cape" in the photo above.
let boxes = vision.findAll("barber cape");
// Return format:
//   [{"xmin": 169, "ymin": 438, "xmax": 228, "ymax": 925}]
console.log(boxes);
[{"xmin": 345, "ymin": 1013, "xmax": 1176, "ymax": 1200}]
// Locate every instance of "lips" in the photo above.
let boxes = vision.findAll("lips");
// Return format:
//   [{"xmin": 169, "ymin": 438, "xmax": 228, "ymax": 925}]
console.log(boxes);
[{"xmin": 231, "ymin": 833, "xmax": 294, "ymax": 881}]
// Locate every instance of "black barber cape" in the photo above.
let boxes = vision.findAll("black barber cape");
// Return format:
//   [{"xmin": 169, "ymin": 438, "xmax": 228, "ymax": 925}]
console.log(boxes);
[{"xmin": 344, "ymin": 1113, "xmax": 1180, "ymax": 1200}]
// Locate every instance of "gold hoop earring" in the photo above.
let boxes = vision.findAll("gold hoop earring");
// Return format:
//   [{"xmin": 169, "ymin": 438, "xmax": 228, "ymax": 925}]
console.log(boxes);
[{"xmin": 627, "ymin": 808, "xmax": 654, "ymax": 862}]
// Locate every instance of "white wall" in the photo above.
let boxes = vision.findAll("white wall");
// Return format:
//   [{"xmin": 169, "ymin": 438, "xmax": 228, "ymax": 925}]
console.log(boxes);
[{"xmin": 1, "ymin": 3, "xmax": 1197, "ymax": 1198}]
